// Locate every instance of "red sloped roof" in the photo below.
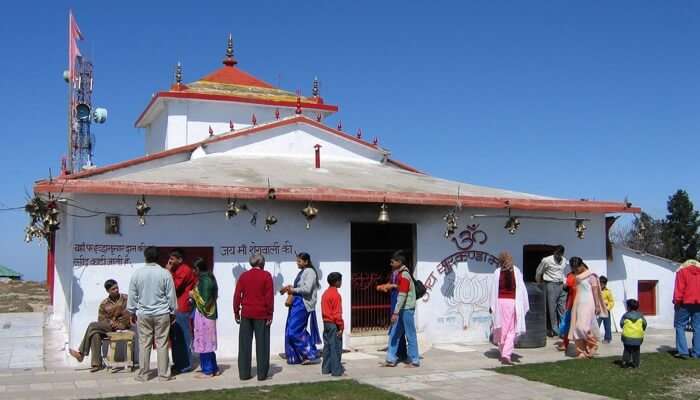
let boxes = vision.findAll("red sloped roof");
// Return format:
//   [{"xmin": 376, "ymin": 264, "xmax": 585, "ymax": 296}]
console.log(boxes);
[{"xmin": 199, "ymin": 65, "xmax": 275, "ymax": 88}]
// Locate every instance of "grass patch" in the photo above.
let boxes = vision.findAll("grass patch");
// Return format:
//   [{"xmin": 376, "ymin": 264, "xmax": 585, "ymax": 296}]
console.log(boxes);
[
  {"xmin": 495, "ymin": 352, "xmax": 700, "ymax": 400},
  {"xmin": 99, "ymin": 380, "xmax": 408, "ymax": 400}
]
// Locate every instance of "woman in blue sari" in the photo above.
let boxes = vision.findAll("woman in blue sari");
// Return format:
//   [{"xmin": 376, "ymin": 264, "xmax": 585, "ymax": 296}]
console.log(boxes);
[{"xmin": 280, "ymin": 252, "xmax": 322, "ymax": 365}]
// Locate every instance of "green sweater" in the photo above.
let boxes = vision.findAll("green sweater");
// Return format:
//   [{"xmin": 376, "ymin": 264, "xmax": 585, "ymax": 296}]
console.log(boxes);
[{"xmin": 393, "ymin": 267, "xmax": 416, "ymax": 314}]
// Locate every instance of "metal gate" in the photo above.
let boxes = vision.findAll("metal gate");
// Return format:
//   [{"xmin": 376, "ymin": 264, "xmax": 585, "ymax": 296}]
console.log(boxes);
[{"xmin": 351, "ymin": 272, "xmax": 391, "ymax": 333}]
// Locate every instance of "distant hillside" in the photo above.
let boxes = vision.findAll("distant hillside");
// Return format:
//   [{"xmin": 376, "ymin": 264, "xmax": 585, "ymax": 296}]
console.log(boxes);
[{"xmin": 0, "ymin": 281, "xmax": 49, "ymax": 313}]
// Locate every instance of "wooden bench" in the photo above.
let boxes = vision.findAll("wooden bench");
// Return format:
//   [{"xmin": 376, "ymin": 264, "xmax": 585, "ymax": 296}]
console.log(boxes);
[{"xmin": 105, "ymin": 331, "xmax": 135, "ymax": 372}]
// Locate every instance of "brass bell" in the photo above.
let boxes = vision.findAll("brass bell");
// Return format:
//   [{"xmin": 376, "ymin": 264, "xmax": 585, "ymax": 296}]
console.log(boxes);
[
  {"xmin": 264, "ymin": 215, "xmax": 278, "ymax": 231},
  {"xmin": 136, "ymin": 195, "xmax": 151, "ymax": 226},
  {"xmin": 504, "ymin": 216, "xmax": 520, "ymax": 235},
  {"xmin": 226, "ymin": 199, "xmax": 241, "ymax": 219},
  {"xmin": 575, "ymin": 219, "xmax": 586, "ymax": 239},
  {"xmin": 377, "ymin": 203, "xmax": 390, "ymax": 224},
  {"xmin": 301, "ymin": 202, "xmax": 318, "ymax": 229},
  {"xmin": 443, "ymin": 211, "xmax": 458, "ymax": 238}
]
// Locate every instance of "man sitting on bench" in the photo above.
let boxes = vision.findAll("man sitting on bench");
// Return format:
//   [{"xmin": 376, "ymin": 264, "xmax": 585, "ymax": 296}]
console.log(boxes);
[{"xmin": 69, "ymin": 279, "xmax": 131, "ymax": 371}]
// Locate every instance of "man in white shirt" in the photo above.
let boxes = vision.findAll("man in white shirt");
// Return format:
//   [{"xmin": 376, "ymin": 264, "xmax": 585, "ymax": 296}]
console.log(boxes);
[{"xmin": 535, "ymin": 245, "xmax": 567, "ymax": 337}]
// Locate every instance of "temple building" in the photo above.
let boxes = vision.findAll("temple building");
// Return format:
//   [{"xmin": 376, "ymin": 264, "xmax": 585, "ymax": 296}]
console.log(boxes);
[{"xmin": 33, "ymin": 36, "xmax": 677, "ymax": 362}]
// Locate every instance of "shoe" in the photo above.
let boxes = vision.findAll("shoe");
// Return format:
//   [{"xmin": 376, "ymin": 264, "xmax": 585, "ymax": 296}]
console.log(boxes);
[
  {"xmin": 382, "ymin": 361, "xmax": 398, "ymax": 367},
  {"xmin": 134, "ymin": 376, "xmax": 148, "ymax": 383},
  {"xmin": 377, "ymin": 346, "xmax": 388, "ymax": 352},
  {"xmin": 89, "ymin": 365, "xmax": 104, "ymax": 373},
  {"xmin": 158, "ymin": 376, "xmax": 175, "ymax": 382},
  {"xmin": 674, "ymin": 353, "xmax": 690, "ymax": 360}
]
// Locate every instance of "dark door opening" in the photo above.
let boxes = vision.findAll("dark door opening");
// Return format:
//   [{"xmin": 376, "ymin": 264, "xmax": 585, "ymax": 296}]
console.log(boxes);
[
  {"xmin": 522, "ymin": 245, "xmax": 557, "ymax": 282},
  {"xmin": 156, "ymin": 246, "xmax": 215, "ymax": 271},
  {"xmin": 350, "ymin": 223, "xmax": 415, "ymax": 333}
]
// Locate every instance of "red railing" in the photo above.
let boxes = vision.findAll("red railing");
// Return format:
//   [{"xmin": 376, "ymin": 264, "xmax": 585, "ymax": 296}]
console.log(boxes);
[{"xmin": 351, "ymin": 272, "xmax": 391, "ymax": 333}]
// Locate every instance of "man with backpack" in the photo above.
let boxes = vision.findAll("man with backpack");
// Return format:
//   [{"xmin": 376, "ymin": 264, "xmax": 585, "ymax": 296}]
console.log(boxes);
[{"xmin": 384, "ymin": 251, "xmax": 421, "ymax": 368}]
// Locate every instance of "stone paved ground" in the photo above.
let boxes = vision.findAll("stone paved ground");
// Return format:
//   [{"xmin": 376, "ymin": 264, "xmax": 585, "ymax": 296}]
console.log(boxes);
[
  {"xmin": 0, "ymin": 312, "xmax": 680, "ymax": 400},
  {"xmin": 0, "ymin": 313, "xmax": 43, "ymax": 369}
]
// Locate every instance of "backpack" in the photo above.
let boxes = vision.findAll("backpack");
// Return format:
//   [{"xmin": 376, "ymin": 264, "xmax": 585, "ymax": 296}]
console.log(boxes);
[{"xmin": 407, "ymin": 269, "xmax": 426, "ymax": 300}]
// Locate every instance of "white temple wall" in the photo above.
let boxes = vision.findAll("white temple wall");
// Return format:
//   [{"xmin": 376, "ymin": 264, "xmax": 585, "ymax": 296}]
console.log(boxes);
[
  {"xmin": 145, "ymin": 99, "xmax": 333, "ymax": 153},
  {"xmin": 606, "ymin": 245, "xmax": 678, "ymax": 328},
  {"xmin": 54, "ymin": 193, "xmax": 623, "ymax": 363}
]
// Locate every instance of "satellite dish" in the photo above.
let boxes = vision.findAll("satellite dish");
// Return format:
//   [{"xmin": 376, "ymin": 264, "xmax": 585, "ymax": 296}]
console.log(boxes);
[
  {"xmin": 63, "ymin": 70, "xmax": 70, "ymax": 83},
  {"xmin": 76, "ymin": 103, "xmax": 91, "ymax": 121},
  {"xmin": 93, "ymin": 108, "xmax": 108, "ymax": 124}
]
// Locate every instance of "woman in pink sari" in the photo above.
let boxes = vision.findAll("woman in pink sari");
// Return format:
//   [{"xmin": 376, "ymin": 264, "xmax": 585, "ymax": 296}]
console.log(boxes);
[
  {"xmin": 489, "ymin": 252, "xmax": 529, "ymax": 364},
  {"xmin": 568, "ymin": 257, "xmax": 608, "ymax": 359}
]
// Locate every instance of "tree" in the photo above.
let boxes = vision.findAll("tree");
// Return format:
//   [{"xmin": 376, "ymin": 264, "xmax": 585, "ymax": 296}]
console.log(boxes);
[
  {"xmin": 612, "ymin": 212, "xmax": 665, "ymax": 257},
  {"xmin": 662, "ymin": 189, "xmax": 700, "ymax": 262}
]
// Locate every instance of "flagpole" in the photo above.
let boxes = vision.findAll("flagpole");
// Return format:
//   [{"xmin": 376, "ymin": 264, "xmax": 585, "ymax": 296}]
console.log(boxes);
[{"xmin": 67, "ymin": 10, "xmax": 73, "ymax": 174}]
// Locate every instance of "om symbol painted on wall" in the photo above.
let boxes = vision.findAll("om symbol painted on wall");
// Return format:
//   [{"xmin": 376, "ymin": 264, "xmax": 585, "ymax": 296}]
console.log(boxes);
[
  {"xmin": 421, "ymin": 224, "xmax": 496, "ymax": 331},
  {"xmin": 451, "ymin": 224, "xmax": 488, "ymax": 251}
]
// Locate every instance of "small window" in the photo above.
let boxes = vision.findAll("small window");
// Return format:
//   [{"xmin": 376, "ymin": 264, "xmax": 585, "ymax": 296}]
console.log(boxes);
[{"xmin": 637, "ymin": 280, "xmax": 657, "ymax": 316}]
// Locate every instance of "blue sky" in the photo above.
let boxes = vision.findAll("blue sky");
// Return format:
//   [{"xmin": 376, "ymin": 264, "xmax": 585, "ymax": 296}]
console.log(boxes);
[{"xmin": 1, "ymin": 1, "xmax": 698, "ymax": 280}]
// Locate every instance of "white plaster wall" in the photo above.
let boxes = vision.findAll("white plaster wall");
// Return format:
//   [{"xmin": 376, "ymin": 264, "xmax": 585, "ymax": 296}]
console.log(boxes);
[
  {"xmin": 148, "ymin": 99, "xmax": 333, "ymax": 153},
  {"xmin": 56, "ymin": 194, "xmax": 613, "ymax": 359},
  {"xmin": 145, "ymin": 111, "xmax": 167, "ymax": 155},
  {"xmin": 217, "ymin": 126, "xmax": 381, "ymax": 162},
  {"xmin": 62, "ymin": 195, "xmax": 353, "ymax": 361},
  {"xmin": 606, "ymin": 246, "xmax": 678, "ymax": 328},
  {"xmin": 411, "ymin": 210, "xmax": 606, "ymax": 345},
  {"xmin": 166, "ymin": 102, "xmax": 188, "ymax": 149}
]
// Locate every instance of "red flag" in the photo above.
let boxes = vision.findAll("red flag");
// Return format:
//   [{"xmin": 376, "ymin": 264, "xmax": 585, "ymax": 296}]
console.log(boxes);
[{"xmin": 68, "ymin": 10, "xmax": 84, "ymax": 82}]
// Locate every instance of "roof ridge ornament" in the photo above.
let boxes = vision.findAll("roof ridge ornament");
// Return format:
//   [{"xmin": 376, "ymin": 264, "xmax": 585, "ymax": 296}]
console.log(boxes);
[
  {"xmin": 295, "ymin": 95, "xmax": 302, "ymax": 115},
  {"xmin": 223, "ymin": 33, "xmax": 238, "ymax": 67}
]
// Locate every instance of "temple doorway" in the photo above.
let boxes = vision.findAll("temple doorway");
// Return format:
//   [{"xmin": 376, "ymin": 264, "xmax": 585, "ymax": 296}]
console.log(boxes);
[{"xmin": 350, "ymin": 223, "xmax": 415, "ymax": 333}]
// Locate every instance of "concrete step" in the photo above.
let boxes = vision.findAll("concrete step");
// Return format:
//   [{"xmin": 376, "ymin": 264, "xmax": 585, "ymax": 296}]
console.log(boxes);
[{"xmin": 347, "ymin": 333, "xmax": 387, "ymax": 351}]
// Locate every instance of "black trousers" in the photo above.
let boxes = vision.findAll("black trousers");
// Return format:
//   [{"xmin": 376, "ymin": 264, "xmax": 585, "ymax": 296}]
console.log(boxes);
[
  {"xmin": 238, "ymin": 318, "xmax": 270, "ymax": 380},
  {"xmin": 322, "ymin": 323, "xmax": 344, "ymax": 376},
  {"xmin": 622, "ymin": 344, "xmax": 641, "ymax": 367}
]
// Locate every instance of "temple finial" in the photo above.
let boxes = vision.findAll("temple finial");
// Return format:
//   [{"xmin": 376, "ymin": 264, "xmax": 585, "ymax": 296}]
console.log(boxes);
[
  {"xmin": 223, "ymin": 33, "xmax": 238, "ymax": 66},
  {"xmin": 312, "ymin": 76, "xmax": 320, "ymax": 97},
  {"xmin": 175, "ymin": 62, "xmax": 182, "ymax": 84}
]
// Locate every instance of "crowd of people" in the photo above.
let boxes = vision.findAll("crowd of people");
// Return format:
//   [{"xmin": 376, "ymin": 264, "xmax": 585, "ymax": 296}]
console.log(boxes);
[{"xmin": 66, "ymin": 245, "xmax": 699, "ymax": 381}]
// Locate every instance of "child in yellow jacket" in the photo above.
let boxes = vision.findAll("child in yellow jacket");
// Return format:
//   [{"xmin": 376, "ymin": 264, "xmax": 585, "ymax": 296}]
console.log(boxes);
[{"xmin": 598, "ymin": 276, "xmax": 614, "ymax": 343}]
